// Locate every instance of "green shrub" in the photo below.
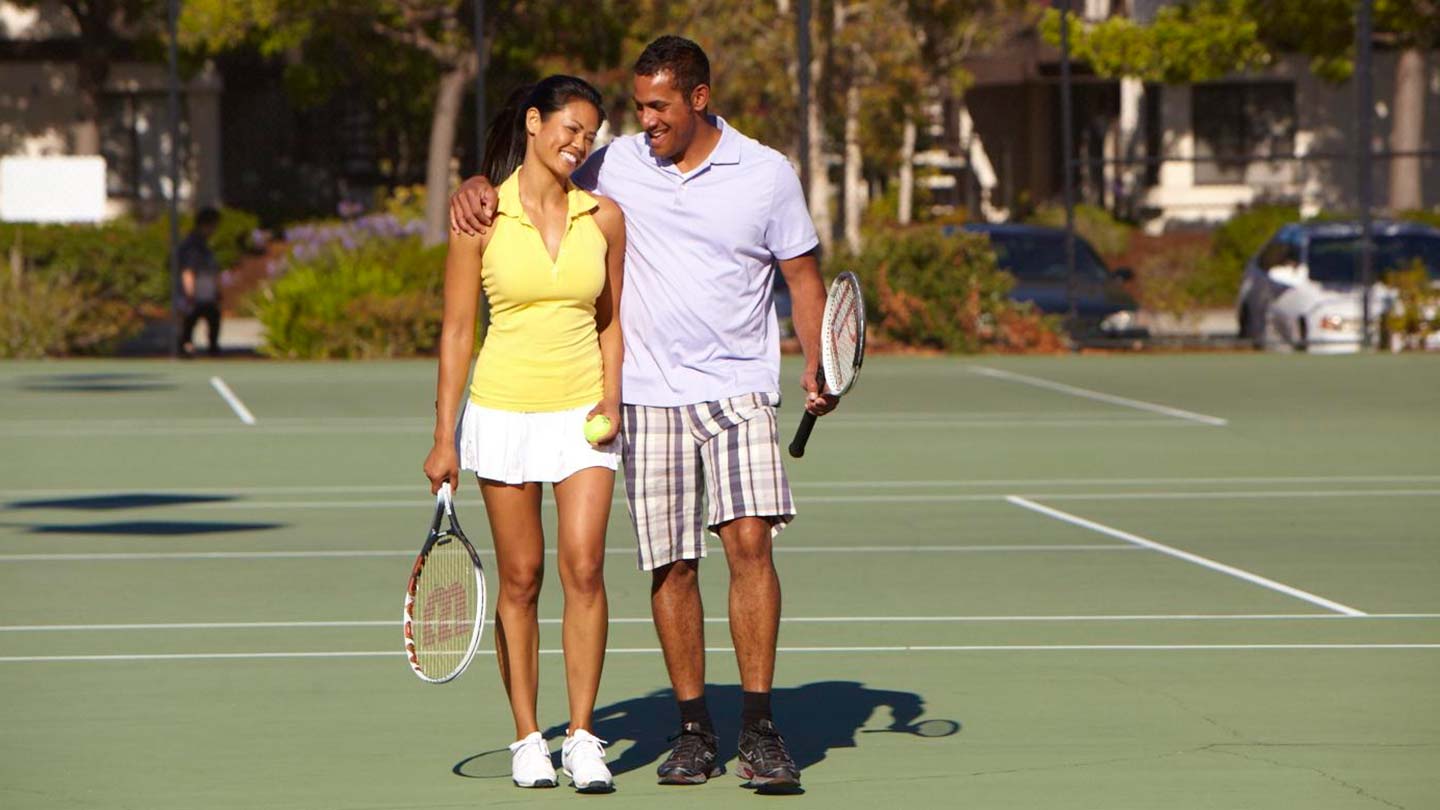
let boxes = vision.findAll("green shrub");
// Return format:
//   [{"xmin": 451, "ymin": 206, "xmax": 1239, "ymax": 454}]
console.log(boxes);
[
  {"xmin": 1383, "ymin": 260, "xmax": 1439, "ymax": 351},
  {"xmin": 1399, "ymin": 209, "xmax": 1440, "ymax": 230},
  {"xmin": 1207, "ymin": 204, "xmax": 1300, "ymax": 297},
  {"xmin": 253, "ymin": 236, "xmax": 447, "ymax": 358},
  {"xmin": 840, "ymin": 227, "xmax": 1064, "ymax": 353},
  {"xmin": 0, "ymin": 207, "xmax": 260, "ymax": 310},
  {"xmin": 1028, "ymin": 203, "xmax": 1135, "ymax": 259},
  {"xmin": 1132, "ymin": 239, "xmax": 1215, "ymax": 315},
  {"xmin": 0, "ymin": 272, "xmax": 140, "ymax": 358}
]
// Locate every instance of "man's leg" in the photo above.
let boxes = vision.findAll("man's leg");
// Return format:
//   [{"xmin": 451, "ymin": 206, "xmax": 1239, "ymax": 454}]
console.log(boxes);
[
  {"xmin": 650, "ymin": 558, "xmax": 705, "ymax": 702},
  {"xmin": 715, "ymin": 517, "xmax": 780, "ymax": 695},
  {"xmin": 695, "ymin": 394, "xmax": 800, "ymax": 790},
  {"xmin": 619, "ymin": 403, "xmax": 720, "ymax": 783}
]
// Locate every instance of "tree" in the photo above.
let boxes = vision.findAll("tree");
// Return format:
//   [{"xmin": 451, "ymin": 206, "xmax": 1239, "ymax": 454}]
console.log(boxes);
[
  {"xmin": 184, "ymin": 1, "xmax": 632, "ymax": 241},
  {"xmin": 1247, "ymin": 0, "xmax": 1440, "ymax": 211}
]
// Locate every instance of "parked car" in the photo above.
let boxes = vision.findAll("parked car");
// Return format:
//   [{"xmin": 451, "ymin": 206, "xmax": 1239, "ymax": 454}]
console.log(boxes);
[
  {"xmin": 958, "ymin": 223, "xmax": 1147, "ymax": 342},
  {"xmin": 1236, "ymin": 220, "xmax": 1440, "ymax": 353}
]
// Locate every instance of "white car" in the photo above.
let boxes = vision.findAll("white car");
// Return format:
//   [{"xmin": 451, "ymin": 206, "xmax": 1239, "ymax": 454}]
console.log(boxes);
[{"xmin": 1237, "ymin": 221, "xmax": 1440, "ymax": 353}]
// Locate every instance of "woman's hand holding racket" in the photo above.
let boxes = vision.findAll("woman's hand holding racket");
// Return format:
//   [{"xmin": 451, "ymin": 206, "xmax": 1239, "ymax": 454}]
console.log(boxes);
[
  {"xmin": 403, "ymin": 482, "xmax": 486, "ymax": 684},
  {"xmin": 423, "ymin": 440, "xmax": 461, "ymax": 496}
]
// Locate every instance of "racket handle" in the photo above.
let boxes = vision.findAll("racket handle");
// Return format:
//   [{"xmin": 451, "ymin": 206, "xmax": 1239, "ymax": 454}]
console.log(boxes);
[{"xmin": 789, "ymin": 411, "xmax": 818, "ymax": 458}]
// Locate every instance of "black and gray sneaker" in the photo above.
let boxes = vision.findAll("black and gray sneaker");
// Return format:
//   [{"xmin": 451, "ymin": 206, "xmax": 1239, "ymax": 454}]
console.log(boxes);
[
  {"xmin": 656, "ymin": 721, "xmax": 724, "ymax": 784},
  {"xmin": 736, "ymin": 719, "xmax": 801, "ymax": 792}
]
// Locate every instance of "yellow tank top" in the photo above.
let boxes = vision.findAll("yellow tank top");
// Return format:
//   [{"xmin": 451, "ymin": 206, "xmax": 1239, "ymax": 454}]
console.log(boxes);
[{"xmin": 469, "ymin": 170, "xmax": 608, "ymax": 411}]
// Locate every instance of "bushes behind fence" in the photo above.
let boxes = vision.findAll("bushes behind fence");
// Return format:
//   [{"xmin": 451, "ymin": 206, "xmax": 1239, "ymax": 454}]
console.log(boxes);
[
  {"xmin": 840, "ymin": 226, "xmax": 1064, "ymax": 353},
  {"xmin": 0, "ymin": 209, "xmax": 259, "ymax": 357},
  {"xmin": 251, "ymin": 235, "xmax": 447, "ymax": 359}
]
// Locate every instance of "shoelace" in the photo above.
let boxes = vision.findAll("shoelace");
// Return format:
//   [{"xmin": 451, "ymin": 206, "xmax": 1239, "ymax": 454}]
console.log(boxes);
[
  {"xmin": 569, "ymin": 734, "xmax": 609, "ymax": 757},
  {"xmin": 746, "ymin": 727, "xmax": 793, "ymax": 769},
  {"xmin": 666, "ymin": 727, "xmax": 715, "ymax": 763}
]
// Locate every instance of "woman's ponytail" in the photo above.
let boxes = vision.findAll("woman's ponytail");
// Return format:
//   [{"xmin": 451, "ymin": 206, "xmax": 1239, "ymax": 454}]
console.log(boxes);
[{"xmin": 479, "ymin": 77, "xmax": 605, "ymax": 183}]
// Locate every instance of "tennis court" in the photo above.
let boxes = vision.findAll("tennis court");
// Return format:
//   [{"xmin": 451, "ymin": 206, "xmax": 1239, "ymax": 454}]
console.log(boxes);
[{"xmin": 2, "ymin": 354, "xmax": 1437, "ymax": 808}]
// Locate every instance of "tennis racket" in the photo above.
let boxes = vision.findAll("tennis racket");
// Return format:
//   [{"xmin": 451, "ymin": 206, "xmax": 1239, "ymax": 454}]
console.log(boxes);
[
  {"xmin": 403, "ymin": 481, "xmax": 486, "ymax": 683},
  {"xmin": 789, "ymin": 271, "xmax": 866, "ymax": 458}
]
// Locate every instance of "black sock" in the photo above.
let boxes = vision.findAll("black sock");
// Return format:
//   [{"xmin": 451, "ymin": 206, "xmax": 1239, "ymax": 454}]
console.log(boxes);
[
  {"xmin": 742, "ymin": 691, "xmax": 772, "ymax": 728},
  {"xmin": 678, "ymin": 695, "xmax": 714, "ymax": 732}
]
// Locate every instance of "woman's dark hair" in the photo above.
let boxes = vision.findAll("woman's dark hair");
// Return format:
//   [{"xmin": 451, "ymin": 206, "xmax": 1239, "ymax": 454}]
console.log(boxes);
[{"xmin": 479, "ymin": 75, "xmax": 604, "ymax": 182}]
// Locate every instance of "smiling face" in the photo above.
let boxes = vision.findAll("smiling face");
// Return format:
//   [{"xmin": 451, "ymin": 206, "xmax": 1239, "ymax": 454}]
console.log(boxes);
[
  {"xmin": 633, "ymin": 71, "xmax": 708, "ymax": 161},
  {"xmin": 526, "ymin": 98, "xmax": 601, "ymax": 178}
]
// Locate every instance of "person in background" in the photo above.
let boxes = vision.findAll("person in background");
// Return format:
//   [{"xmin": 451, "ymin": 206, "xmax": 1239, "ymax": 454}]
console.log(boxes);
[{"xmin": 177, "ymin": 207, "xmax": 223, "ymax": 357}]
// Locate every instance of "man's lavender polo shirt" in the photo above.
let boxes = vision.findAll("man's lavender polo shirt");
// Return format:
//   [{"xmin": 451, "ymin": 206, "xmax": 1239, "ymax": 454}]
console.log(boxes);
[{"xmin": 571, "ymin": 117, "xmax": 819, "ymax": 408}]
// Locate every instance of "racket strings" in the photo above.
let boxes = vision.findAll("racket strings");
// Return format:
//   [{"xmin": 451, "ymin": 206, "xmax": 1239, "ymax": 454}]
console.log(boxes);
[
  {"xmin": 412, "ymin": 535, "xmax": 478, "ymax": 674},
  {"xmin": 827, "ymin": 285, "xmax": 862, "ymax": 392}
]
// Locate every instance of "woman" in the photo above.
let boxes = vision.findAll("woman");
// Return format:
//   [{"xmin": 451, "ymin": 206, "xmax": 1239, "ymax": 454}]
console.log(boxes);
[{"xmin": 424, "ymin": 76, "xmax": 624, "ymax": 793}]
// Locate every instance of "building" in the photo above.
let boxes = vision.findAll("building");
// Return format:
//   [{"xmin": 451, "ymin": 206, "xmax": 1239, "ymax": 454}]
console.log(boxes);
[
  {"xmin": 958, "ymin": 0, "xmax": 1440, "ymax": 230},
  {"xmin": 0, "ymin": 1, "xmax": 223, "ymax": 220}
]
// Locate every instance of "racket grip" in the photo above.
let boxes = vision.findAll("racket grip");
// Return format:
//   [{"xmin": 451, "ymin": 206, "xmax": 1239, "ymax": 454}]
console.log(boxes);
[{"xmin": 789, "ymin": 412, "xmax": 818, "ymax": 458}]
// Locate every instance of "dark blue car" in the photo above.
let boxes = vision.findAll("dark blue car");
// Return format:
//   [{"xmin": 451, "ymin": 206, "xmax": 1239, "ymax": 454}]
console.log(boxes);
[{"xmin": 958, "ymin": 223, "xmax": 1147, "ymax": 342}]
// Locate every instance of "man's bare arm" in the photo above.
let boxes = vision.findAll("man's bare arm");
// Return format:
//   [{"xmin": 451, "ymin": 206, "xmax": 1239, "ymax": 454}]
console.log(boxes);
[
  {"xmin": 777, "ymin": 249, "xmax": 839, "ymax": 416},
  {"xmin": 449, "ymin": 176, "xmax": 499, "ymax": 235}
]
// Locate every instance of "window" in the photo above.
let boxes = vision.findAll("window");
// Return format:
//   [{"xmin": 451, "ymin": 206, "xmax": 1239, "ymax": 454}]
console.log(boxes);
[
  {"xmin": 1192, "ymin": 82, "xmax": 1295, "ymax": 186},
  {"xmin": 100, "ymin": 92, "xmax": 188, "ymax": 202},
  {"xmin": 988, "ymin": 233, "xmax": 1111, "ymax": 283},
  {"xmin": 1307, "ymin": 235, "xmax": 1440, "ymax": 284}
]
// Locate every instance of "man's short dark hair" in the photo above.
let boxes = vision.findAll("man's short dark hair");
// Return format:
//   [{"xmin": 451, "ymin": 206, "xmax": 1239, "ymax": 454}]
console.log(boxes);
[
  {"xmin": 195, "ymin": 207, "xmax": 221, "ymax": 228},
  {"xmin": 634, "ymin": 35, "xmax": 710, "ymax": 97}
]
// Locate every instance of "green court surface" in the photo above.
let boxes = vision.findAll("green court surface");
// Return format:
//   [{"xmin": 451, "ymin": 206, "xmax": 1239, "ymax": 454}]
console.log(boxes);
[{"xmin": 1, "ymin": 354, "xmax": 1437, "ymax": 808}]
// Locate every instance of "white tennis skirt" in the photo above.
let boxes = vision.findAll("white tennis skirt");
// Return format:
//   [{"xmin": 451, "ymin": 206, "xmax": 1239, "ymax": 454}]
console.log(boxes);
[{"xmin": 457, "ymin": 400, "xmax": 618, "ymax": 485}]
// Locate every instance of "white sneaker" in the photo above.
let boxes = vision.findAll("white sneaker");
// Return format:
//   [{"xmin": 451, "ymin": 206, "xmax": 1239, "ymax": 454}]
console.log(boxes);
[
  {"xmin": 508, "ymin": 731, "xmax": 557, "ymax": 788},
  {"xmin": 561, "ymin": 728, "xmax": 613, "ymax": 793}
]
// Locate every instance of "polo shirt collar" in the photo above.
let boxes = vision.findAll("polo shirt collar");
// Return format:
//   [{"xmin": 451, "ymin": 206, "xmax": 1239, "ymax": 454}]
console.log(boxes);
[
  {"xmin": 496, "ymin": 168, "xmax": 600, "ymax": 223},
  {"xmin": 646, "ymin": 115, "xmax": 741, "ymax": 173}
]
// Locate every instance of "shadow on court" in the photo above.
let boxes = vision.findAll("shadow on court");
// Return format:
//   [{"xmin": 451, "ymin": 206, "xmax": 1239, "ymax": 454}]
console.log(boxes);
[
  {"xmin": 454, "ymin": 681, "xmax": 959, "ymax": 780},
  {"xmin": 7, "ymin": 494, "xmax": 238, "ymax": 511},
  {"xmin": 23, "ymin": 520, "xmax": 284, "ymax": 536},
  {"xmin": 17, "ymin": 373, "xmax": 176, "ymax": 392},
  {"xmin": 1, "ymin": 493, "xmax": 280, "ymax": 536}
]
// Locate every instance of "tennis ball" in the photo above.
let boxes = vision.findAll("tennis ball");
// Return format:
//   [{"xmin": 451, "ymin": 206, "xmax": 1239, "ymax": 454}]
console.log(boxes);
[{"xmin": 583, "ymin": 414, "xmax": 612, "ymax": 444}]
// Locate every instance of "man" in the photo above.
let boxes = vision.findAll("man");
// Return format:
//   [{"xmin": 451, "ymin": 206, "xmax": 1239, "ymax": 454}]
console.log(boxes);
[
  {"xmin": 176, "ymin": 207, "xmax": 223, "ymax": 357},
  {"xmin": 451, "ymin": 36, "xmax": 835, "ymax": 791}
]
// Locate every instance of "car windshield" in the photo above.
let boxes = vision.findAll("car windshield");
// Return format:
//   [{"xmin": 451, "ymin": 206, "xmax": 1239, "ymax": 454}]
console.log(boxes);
[
  {"xmin": 987, "ymin": 233, "xmax": 1111, "ymax": 283},
  {"xmin": 1307, "ymin": 234, "xmax": 1440, "ymax": 284}
]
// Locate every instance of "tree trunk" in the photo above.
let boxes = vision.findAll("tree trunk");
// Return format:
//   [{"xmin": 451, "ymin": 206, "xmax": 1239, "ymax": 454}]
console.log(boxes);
[
  {"xmin": 898, "ymin": 119, "xmax": 916, "ymax": 225},
  {"xmin": 424, "ymin": 54, "xmax": 479, "ymax": 246},
  {"xmin": 807, "ymin": 7, "xmax": 833, "ymax": 254},
  {"xmin": 843, "ymin": 79, "xmax": 863, "ymax": 253},
  {"xmin": 1388, "ymin": 48, "xmax": 1425, "ymax": 212}
]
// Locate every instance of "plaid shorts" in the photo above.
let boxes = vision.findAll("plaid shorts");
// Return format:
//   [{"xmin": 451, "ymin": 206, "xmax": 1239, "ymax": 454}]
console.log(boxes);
[{"xmin": 620, "ymin": 392, "xmax": 796, "ymax": 571}]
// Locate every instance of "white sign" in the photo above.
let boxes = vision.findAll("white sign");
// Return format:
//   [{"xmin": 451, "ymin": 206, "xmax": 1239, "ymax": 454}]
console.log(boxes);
[{"xmin": 0, "ymin": 156, "xmax": 107, "ymax": 223}]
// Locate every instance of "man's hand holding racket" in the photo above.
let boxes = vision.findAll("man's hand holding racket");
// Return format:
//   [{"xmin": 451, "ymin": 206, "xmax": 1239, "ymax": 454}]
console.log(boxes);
[{"xmin": 789, "ymin": 271, "xmax": 866, "ymax": 458}]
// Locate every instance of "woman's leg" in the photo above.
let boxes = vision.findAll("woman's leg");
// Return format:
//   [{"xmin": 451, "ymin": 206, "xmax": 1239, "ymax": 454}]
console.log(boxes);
[
  {"xmin": 551, "ymin": 466, "xmax": 614, "ymax": 733},
  {"xmin": 480, "ymin": 478, "xmax": 546, "ymax": 740}
]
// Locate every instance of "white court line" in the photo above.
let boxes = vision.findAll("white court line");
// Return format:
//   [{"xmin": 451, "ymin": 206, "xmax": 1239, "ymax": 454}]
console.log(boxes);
[
  {"xmin": 4, "ymin": 474, "xmax": 1437, "ymax": 498},
  {"xmin": 0, "ymin": 419, "xmax": 1202, "ymax": 438},
  {"xmin": 973, "ymin": 366, "xmax": 1229, "ymax": 426},
  {"xmin": 0, "ymin": 545, "xmax": 1135, "ymax": 562},
  {"xmin": 6, "ymin": 613, "xmax": 1438, "ymax": 632},
  {"xmin": 4, "ymin": 643, "xmax": 1438, "ymax": 663},
  {"xmin": 1007, "ymin": 496, "xmax": 1367, "ymax": 617},
  {"xmin": 118, "ymin": 489, "xmax": 1438, "ymax": 509},
  {"xmin": 208, "ymin": 377, "xmax": 256, "ymax": 425}
]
